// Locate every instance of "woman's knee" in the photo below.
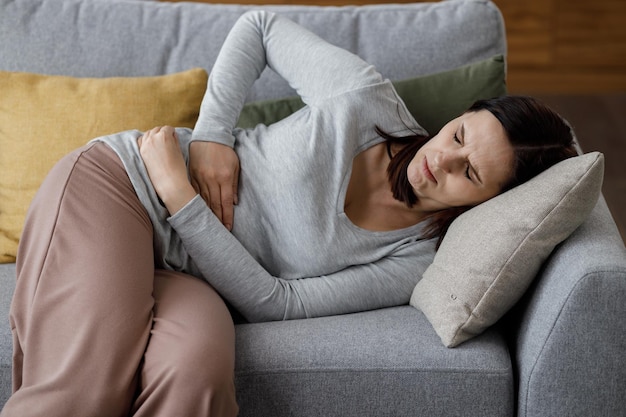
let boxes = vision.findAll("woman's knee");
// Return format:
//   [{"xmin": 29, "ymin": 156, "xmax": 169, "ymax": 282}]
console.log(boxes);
[
  {"xmin": 157, "ymin": 304, "xmax": 235, "ymax": 385},
  {"xmin": 151, "ymin": 270, "xmax": 236, "ymax": 378},
  {"xmin": 157, "ymin": 340, "xmax": 237, "ymax": 398},
  {"xmin": 136, "ymin": 270, "xmax": 238, "ymax": 415}
]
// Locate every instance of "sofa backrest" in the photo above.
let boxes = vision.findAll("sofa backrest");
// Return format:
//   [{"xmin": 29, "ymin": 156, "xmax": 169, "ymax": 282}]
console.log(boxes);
[{"xmin": 0, "ymin": 0, "xmax": 506, "ymax": 102}]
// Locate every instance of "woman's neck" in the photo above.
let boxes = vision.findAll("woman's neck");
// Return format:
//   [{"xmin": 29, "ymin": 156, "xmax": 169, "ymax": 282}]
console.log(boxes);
[{"xmin": 344, "ymin": 142, "xmax": 427, "ymax": 231}]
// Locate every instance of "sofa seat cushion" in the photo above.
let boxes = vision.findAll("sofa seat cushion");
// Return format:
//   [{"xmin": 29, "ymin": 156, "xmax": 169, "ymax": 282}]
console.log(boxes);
[
  {"xmin": 0, "ymin": 264, "xmax": 15, "ymax": 405},
  {"xmin": 0, "ymin": 263, "xmax": 513, "ymax": 416},
  {"xmin": 0, "ymin": 264, "xmax": 514, "ymax": 417},
  {"xmin": 234, "ymin": 306, "xmax": 513, "ymax": 417}
]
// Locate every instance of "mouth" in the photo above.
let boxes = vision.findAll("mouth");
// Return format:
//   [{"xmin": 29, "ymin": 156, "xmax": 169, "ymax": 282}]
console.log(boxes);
[{"xmin": 422, "ymin": 157, "xmax": 437, "ymax": 183}]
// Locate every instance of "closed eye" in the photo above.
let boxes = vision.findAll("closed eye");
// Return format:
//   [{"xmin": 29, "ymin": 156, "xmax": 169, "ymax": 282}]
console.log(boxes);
[{"xmin": 455, "ymin": 127, "xmax": 476, "ymax": 182}]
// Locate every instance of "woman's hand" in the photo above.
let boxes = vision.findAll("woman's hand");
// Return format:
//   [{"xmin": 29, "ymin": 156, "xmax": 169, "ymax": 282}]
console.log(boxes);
[
  {"xmin": 138, "ymin": 126, "xmax": 197, "ymax": 216},
  {"xmin": 189, "ymin": 141, "xmax": 240, "ymax": 231}
]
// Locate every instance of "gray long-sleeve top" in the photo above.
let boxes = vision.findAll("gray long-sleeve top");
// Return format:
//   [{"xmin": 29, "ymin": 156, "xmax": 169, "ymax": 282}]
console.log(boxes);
[{"xmin": 94, "ymin": 10, "xmax": 436, "ymax": 322}]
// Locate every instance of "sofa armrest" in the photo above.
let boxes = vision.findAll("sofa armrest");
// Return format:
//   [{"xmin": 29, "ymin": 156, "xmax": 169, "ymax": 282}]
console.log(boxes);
[{"xmin": 511, "ymin": 196, "xmax": 626, "ymax": 417}]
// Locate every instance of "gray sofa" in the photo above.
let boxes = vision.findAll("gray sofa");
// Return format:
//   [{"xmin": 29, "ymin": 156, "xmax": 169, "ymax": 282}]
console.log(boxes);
[{"xmin": 1, "ymin": 0, "xmax": 625, "ymax": 416}]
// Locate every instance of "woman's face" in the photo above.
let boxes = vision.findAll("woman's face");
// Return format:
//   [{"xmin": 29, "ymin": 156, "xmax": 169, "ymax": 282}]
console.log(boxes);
[{"xmin": 407, "ymin": 110, "xmax": 515, "ymax": 213}]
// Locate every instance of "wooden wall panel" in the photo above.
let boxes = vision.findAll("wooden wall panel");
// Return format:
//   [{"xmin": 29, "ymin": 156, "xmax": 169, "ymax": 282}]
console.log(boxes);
[
  {"xmin": 496, "ymin": 0, "xmax": 553, "ymax": 67},
  {"xmin": 163, "ymin": 0, "xmax": 626, "ymax": 94},
  {"xmin": 555, "ymin": 0, "xmax": 626, "ymax": 68},
  {"xmin": 500, "ymin": 0, "xmax": 626, "ymax": 93}
]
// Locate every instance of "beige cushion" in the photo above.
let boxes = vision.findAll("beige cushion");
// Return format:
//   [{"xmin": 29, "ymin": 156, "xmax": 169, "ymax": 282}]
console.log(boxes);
[
  {"xmin": 0, "ymin": 69, "xmax": 208, "ymax": 263},
  {"xmin": 410, "ymin": 152, "xmax": 605, "ymax": 347}
]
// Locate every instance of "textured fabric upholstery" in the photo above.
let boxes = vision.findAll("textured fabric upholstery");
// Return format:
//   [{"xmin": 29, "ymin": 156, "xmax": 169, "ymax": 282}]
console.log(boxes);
[
  {"xmin": 235, "ymin": 307, "xmax": 513, "ymax": 417},
  {"xmin": 509, "ymin": 198, "xmax": 626, "ymax": 417},
  {"xmin": 0, "ymin": 0, "xmax": 506, "ymax": 101},
  {"xmin": 0, "ymin": 265, "xmax": 12, "ymax": 405}
]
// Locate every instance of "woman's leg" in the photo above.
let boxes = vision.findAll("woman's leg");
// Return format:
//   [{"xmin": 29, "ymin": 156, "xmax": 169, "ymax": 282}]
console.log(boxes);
[
  {"xmin": 3, "ymin": 143, "xmax": 155, "ymax": 417},
  {"xmin": 132, "ymin": 270, "xmax": 238, "ymax": 417}
]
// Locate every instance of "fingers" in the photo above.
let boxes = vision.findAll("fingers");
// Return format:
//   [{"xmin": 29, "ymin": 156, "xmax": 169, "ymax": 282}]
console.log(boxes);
[
  {"xmin": 189, "ymin": 141, "xmax": 240, "ymax": 231},
  {"xmin": 141, "ymin": 126, "xmax": 176, "ymax": 140},
  {"xmin": 191, "ymin": 173, "xmax": 237, "ymax": 231},
  {"xmin": 220, "ymin": 179, "xmax": 237, "ymax": 231},
  {"xmin": 207, "ymin": 170, "xmax": 239, "ymax": 231},
  {"xmin": 207, "ymin": 180, "xmax": 223, "ymax": 226},
  {"xmin": 232, "ymin": 166, "xmax": 239, "ymax": 206}
]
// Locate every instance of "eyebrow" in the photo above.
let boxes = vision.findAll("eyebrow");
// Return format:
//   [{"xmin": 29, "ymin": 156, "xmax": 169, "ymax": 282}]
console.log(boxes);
[{"xmin": 460, "ymin": 123, "xmax": 483, "ymax": 184}]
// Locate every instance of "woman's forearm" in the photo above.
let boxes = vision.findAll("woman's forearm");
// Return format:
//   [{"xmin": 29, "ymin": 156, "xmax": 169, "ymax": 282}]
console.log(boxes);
[
  {"xmin": 169, "ymin": 196, "xmax": 433, "ymax": 322},
  {"xmin": 169, "ymin": 196, "xmax": 305, "ymax": 322}
]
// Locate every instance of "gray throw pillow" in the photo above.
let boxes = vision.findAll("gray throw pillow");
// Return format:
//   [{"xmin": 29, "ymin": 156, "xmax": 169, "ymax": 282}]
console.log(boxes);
[{"xmin": 410, "ymin": 152, "xmax": 605, "ymax": 347}]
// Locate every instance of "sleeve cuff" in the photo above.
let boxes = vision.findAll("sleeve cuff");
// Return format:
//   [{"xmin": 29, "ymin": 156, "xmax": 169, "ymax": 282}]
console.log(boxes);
[
  {"xmin": 168, "ymin": 194, "xmax": 216, "ymax": 231},
  {"xmin": 190, "ymin": 129, "xmax": 236, "ymax": 148}
]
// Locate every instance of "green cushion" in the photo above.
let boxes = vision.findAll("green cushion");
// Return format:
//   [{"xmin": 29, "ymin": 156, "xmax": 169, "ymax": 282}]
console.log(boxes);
[{"xmin": 237, "ymin": 55, "xmax": 506, "ymax": 134}]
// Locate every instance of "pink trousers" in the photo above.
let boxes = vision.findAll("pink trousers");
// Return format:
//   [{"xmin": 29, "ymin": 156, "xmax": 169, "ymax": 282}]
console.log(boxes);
[{"xmin": 2, "ymin": 143, "xmax": 239, "ymax": 417}]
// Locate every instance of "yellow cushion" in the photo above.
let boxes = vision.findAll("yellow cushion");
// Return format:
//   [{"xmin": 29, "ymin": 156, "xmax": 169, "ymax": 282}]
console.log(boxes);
[{"xmin": 0, "ymin": 68, "xmax": 208, "ymax": 263}]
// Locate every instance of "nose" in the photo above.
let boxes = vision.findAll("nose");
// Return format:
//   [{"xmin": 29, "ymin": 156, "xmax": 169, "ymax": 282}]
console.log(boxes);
[{"xmin": 434, "ymin": 150, "xmax": 464, "ymax": 174}]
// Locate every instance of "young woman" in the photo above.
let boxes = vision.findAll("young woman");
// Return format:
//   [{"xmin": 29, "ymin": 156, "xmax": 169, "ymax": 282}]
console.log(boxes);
[{"xmin": 3, "ymin": 10, "xmax": 576, "ymax": 417}]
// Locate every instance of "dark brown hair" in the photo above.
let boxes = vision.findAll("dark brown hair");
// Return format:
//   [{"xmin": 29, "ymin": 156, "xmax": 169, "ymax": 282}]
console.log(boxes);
[{"xmin": 381, "ymin": 95, "xmax": 578, "ymax": 248}]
